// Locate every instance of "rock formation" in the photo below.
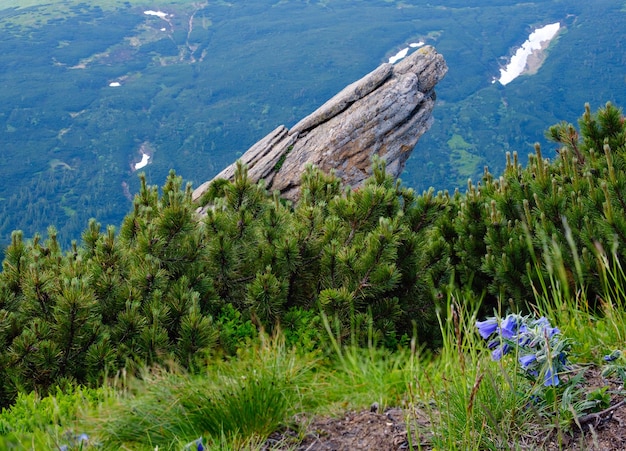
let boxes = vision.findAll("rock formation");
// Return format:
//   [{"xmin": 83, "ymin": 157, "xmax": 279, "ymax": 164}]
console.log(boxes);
[{"xmin": 192, "ymin": 45, "xmax": 447, "ymax": 203}]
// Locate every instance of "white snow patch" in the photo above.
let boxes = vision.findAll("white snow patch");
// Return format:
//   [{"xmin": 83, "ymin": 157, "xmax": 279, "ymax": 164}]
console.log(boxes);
[
  {"xmin": 388, "ymin": 42, "xmax": 425, "ymax": 64},
  {"xmin": 144, "ymin": 10, "xmax": 168, "ymax": 19},
  {"xmin": 135, "ymin": 153, "xmax": 151, "ymax": 170},
  {"xmin": 497, "ymin": 22, "xmax": 560, "ymax": 86},
  {"xmin": 389, "ymin": 48, "xmax": 409, "ymax": 64}
]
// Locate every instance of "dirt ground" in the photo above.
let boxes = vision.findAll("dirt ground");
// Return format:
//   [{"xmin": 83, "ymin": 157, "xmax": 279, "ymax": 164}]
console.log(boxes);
[{"xmin": 264, "ymin": 367, "xmax": 626, "ymax": 450}]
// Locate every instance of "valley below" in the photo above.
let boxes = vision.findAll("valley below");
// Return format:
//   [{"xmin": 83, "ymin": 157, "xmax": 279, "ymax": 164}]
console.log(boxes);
[{"xmin": 0, "ymin": 0, "xmax": 624, "ymax": 246}]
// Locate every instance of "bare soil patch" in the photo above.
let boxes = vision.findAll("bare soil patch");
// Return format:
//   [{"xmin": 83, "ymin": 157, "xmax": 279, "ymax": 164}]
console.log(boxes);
[
  {"xmin": 265, "ymin": 367, "xmax": 626, "ymax": 450},
  {"xmin": 264, "ymin": 408, "xmax": 422, "ymax": 451}
]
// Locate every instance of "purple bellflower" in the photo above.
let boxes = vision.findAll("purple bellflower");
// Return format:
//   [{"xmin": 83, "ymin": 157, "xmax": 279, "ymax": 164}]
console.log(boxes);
[
  {"xmin": 533, "ymin": 317, "xmax": 551, "ymax": 328},
  {"xmin": 476, "ymin": 318, "xmax": 499, "ymax": 339},
  {"xmin": 476, "ymin": 313, "xmax": 569, "ymax": 387},
  {"xmin": 491, "ymin": 343, "xmax": 510, "ymax": 361},
  {"xmin": 519, "ymin": 353, "xmax": 537, "ymax": 369},
  {"xmin": 183, "ymin": 437, "xmax": 205, "ymax": 451},
  {"xmin": 604, "ymin": 350, "xmax": 622, "ymax": 362},
  {"xmin": 544, "ymin": 366, "xmax": 559, "ymax": 386},
  {"xmin": 500, "ymin": 314, "xmax": 520, "ymax": 339}
]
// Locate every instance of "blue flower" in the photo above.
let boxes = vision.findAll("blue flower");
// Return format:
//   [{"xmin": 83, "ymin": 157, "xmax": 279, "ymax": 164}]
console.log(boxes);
[
  {"xmin": 518, "ymin": 324, "xmax": 529, "ymax": 334},
  {"xmin": 604, "ymin": 350, "xmax": 622, "ymax": 362},
  {"xmin": 500, "ymin": 315, "xmax": 519, "ymax": 339},
  {"xmin": 530, "ymin": 317, "xmax": 560, "ymax": 338},
  {"xmin": 476, "ymin": 318, "xmax": 499, "ymax": 339},
  {"xmin": 183, "ymin": 437, "xmax": 205, "ymax": 451},
  {"xmin": 59, "ymin": 433, "xmax": 89, "ymax": 451},
  {"xmin": 522, "ymin": 393, "xmax": 544, "ymax": 410},
  {"xmin": 544, "ymin": 326, "xmax": 560, "ymax": 338},
  {"xmin": 517, "ymin": 326, "xmax": 532, "ymax": 346},
  {"xmin": 544, "ymin": 366, "xmax": 559, "ymax": 386},
  {"xmin": 519, "ymin": 353, "xmax": 537, "ymax": 369},
  {"xmin": 491, "ymin": 343, "xmax": 510, "ymax": 361},
  {"xmin": 533, "ymin": 317, "xmax": 551, "ymax": 328}
]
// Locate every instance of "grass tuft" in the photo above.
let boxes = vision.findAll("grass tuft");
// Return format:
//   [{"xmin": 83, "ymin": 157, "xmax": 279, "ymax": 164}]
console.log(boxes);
[{"xmin": 93, "ymin": 333, "xmax": 321, "ymax": 449}]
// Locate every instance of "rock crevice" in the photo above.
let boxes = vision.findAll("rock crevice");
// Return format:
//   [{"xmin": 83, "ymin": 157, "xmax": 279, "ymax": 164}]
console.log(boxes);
[{"xmin": 193, "ymin": 46, "xmax": 447, "ymax": 204}]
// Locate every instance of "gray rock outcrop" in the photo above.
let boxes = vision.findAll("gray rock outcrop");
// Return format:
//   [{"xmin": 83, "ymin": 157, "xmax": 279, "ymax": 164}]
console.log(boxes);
[{"xmin": 192, "ymin": 45, "xmax": 447, "ymax": 203}]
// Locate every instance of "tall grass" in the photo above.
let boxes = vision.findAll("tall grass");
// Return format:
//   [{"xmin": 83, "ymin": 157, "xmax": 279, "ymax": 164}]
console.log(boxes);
[
  {"xmin": 93, "ymin": 333, "xmax": 321, "ymax": 450},
  {"xmin": 591, "ymin": 241, "xmax": 626, "ymax": 348},
  {"xmin": 407, "ymin": 292, "xmax": 534, "ymax": 450},
  {"xmin": 319, "ymin": 312, "xmax": 415, "ymax": 411},
  {"xmin": 528, "ymin": 220, "xmax": 626, "ymax": 360}
]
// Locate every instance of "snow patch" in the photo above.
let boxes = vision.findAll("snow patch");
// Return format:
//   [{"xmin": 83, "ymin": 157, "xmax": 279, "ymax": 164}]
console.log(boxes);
[
  {"xmin": 388, "ymin": 42, "xmax": 425, "ymax": 64},
  {"xmin": 496, "ymin": 22, "xmax": 561, "ymax": 86},
  {"xmin": 144, "ymin": 10, "xmax": 168, "ymax": 19},
  {"xmin": 135, "ymin": 153, "xmax": 151, "ymax": 170}
]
